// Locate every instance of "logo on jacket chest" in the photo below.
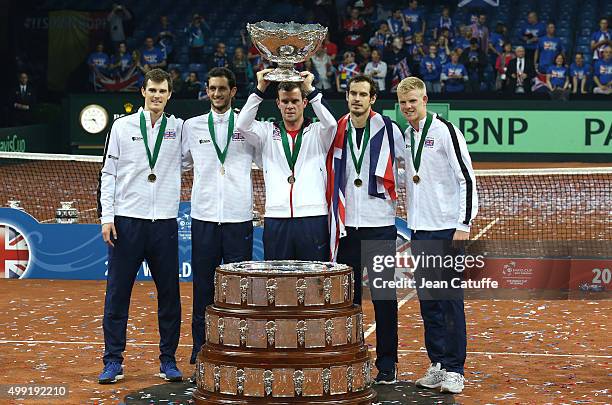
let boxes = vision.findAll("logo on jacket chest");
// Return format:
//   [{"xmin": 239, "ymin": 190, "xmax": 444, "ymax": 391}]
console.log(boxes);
[
  {"xmin": 406, "ymin": 137, "xmax": 435, "ymax": 149},
  {"xmin": 272, "ymin": 126, "xmax": 281, "ymax": 141},
  {"xmin": 163, "ymin": 129, "xmax": 177, "ymax": 139},
  {"xmin": 232, "ymin": 131, "xmax": 245, "ymax": 142}
]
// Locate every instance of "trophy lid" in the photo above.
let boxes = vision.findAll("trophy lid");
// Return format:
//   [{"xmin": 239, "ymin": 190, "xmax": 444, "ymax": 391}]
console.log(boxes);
[{"xmin": 219, "ymin": 260, "xmax": 350, "ymax": 275}]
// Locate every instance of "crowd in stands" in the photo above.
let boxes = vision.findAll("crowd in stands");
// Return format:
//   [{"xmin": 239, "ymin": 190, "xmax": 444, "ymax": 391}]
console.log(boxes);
[{"xmin": 85, "ymin": 1, "xmax": 611, "ymax": 98}]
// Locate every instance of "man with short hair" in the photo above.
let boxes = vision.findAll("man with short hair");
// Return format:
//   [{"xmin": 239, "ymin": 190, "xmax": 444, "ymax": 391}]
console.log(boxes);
[
  {"xmin": 470, "ymin": 13, "xmax": 489, "ymax": 53},
  {"xmin": 182, "ymin": 67, "xmax": 259, "ymax": 371},
  {"xmin": 327, "ymin": 75, "xmax": 405, "ymax": 384},
  {"xmin": 142, "ymin": 37, "xmax": 167, "ymax": 70},
  {"xmin": 506, "ymin": 46, "xmax": 535, "ymax": 94},
  {"xmin": 12, "ymin": 72, "xmax": 36, "ymax": 126},
  {"xmin": 441, "ymin": 50, "xmax": 468, "ymax": 93},
  {"xmin": 520, "ymin": 11, "xmax": 546, "ymax": 62},
  {"xmin": 593, "ymin": 46, "xmax": 612, "ymax": 95},
  {"xmin": 420, "ymin": 44, "xmax": 442, "ymax": 94},
  {"xmin": 534, "ymin": 22, "xmax": 563, "ymax": 74},
  {"xmin": 570, "ymin": 52, "xmax": 591, "ymax": 94},
  {"xmin": 97, "ymin": 68, "xmax": 184, "ymax": 384},
  {"xmin": 591, "ymin": 17, "xmax": 610, "ymax": 61},
  {"xmin": 397, "ymin": 76, "xmax": 478, "ymax": 395},
  {"xmin": 403, "ymin": 0, "xmax": 425, "ymax": 35},
  {"xmin": 235, "ymin": 69, "xmax": 337, "ymax": 260},
  {"xmin": 208, "ymin": 42, "xmax": 230, "ymax": 69}
]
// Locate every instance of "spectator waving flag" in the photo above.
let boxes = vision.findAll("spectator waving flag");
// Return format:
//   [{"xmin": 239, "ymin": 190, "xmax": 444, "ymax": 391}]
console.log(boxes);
[
  {"xmin": 326, "ymin": 111, "xmax": 397, "ymax": 261},
  {"xmin": 390, "ymin": 57, "xmax": 412, "ymax": 92}
]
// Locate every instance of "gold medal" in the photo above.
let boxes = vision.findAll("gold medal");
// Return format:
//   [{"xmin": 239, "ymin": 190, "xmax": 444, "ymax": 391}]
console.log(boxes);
[
  {"xmin": 287, "ymin": 175, "xmax": 296, "ymax": 184},
  {"xmin": 354, "ymin": 178, "xmax": 363, "ymax": 187},
  {"xmin": 148, "ymin": 173, "xmax": 157, "ymax": 183},
  {"xmin": 413, "ymin": 174, "xmax": 420, "ymax": 184},
  {"xmin": 220, "ymin": 166, "xmax": 225, "ymax": 176}
]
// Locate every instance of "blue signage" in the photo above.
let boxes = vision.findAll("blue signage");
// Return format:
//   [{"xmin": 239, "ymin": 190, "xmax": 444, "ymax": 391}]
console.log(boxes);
[{"xmin": 0, "ymin": 204, "xmax": 409, "ymax": 281}]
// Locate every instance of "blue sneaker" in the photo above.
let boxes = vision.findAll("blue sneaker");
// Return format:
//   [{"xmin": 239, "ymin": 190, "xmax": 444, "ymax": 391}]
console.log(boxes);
[
  {"xmin": 98, "ymin": 362, "xmax": 124, "ymax": 384},
  {"xmin": 159, "ymin": 361, "xmax": 183, "ymax": 382}
]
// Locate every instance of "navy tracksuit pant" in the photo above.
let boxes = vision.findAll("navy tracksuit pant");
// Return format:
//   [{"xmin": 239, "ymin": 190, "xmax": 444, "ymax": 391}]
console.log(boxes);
[
  {"xmin": 336, "ymin": 225, "xmax": 399, "ymax": 373},
  {"xmin": 263, "ymin": 215, "xmax": 329, "ymax": 261},
  {"xmin": 190, "ymin": 219, "xmax": 253, "ymax": 363},
  {"xmin": 102, "ymin": 216, "xmax": 181, "ymax": 365},
  {"xmin": 411, "ymin": 229, "xmax": 467, "ymax": 375}
]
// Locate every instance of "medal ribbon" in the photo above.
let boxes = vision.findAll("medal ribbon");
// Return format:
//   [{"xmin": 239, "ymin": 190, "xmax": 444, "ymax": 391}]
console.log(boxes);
[
  {"xmin": 409, "ymin": 112, "xmax": 433, "ymax": 174},
  {"xmin": 207, "ymin": 110, "xmax": 235, "ymax": 166},
  {"xmin": 139, "ymin": 111, "xmax": 167, "ymax": 171},
  {"xmin": 279, "ymin": 122, "xmax": 304, "ymax": 172},
  {"xmin": 346, "ymin": 117, "xmax": 371, "ymax": 176}
]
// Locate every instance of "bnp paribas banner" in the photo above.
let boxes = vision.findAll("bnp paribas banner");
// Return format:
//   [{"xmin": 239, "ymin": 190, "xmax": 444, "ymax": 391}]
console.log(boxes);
[{"xmin": 449, "ymin": 110, "xmax": 612, "ymax": 154}]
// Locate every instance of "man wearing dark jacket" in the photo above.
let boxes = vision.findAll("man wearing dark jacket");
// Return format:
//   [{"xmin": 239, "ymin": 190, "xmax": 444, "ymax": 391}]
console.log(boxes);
[
  {"xmin": 459, "ymin": 38, "xmax": 487, "ymax": 92},
  {"xmin": 12, "ymin": 72, "xmax": 36, "ymax": 125},
  {"xmin": 506, "ymin": 46, "xmax": 536, "ymax": 94}
]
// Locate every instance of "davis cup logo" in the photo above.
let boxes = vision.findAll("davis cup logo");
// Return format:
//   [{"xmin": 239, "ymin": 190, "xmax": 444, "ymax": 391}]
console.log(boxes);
[
  {"xmin": 502, "ymin": 261, "xmax": 516, "ymax": 276},
  {"xmin": 0, "ymin": 224, "xmax": 31, "ymax": 279}
]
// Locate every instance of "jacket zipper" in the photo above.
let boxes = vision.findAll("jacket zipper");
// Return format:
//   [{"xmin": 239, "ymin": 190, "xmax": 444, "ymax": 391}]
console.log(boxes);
[
  {"xmin": 289, "ymin": 169, "xmax": 295, "ymax": 218},
  {"xmin": 289, "ymin": 135, "xmax": 295, "ymax": 218}
]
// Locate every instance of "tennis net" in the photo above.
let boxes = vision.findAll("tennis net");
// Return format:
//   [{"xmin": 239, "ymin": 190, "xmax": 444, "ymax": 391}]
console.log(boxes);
[{"xmin": 1, "ymin": 152, "xmax": 610, "ymax": 241}]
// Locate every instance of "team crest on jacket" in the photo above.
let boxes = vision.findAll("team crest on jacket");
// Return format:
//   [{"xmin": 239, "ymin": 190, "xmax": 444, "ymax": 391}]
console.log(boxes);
[
  {"xmin": 272, "ymin": 126, "xmax": 281, "ymax": 141},
  {"xmin": 0, "ymin": 224, "xmax": 31, "ymax": 279},
  {"xmin": 163, "ymin": 129, "xmax": 177, "ymax": 139},
  {"xmin": 424, "ymin": 138, "xmax": 435, "ymax": 148},
  {"xmin": 232, "ymin": 131, "xmax": 245, "ymax": 141}
]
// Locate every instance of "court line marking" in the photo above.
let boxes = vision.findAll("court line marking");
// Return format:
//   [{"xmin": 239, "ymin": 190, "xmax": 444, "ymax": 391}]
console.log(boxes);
[
  {"xmin": 363, "ymin": 290, "xmax": 416, "ymax": 339},
  {"xmin": 472, "ymin": 217, "xmax": 500, "ymax": 241},
  {"xmin": 0, "ymin": 340, "xmax": 608, "ymax": 359}
]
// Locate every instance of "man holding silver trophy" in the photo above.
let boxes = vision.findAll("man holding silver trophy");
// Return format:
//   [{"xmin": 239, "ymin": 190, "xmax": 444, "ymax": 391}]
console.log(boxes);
[{"xmin": 236, "ymin": 22, "xmax": 337, "ymax": 261}]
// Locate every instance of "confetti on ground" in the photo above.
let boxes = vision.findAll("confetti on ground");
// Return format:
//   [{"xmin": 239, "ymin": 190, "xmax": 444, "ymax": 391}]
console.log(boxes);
[{"xmin": 0, "ymin": 280, "xmax": 609, "ymax": 404}]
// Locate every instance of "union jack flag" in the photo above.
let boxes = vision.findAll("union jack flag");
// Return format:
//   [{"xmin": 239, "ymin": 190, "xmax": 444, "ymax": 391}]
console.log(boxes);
[
  {"xmin": 531, "ymin": 72, "xmax": 548, "ymax": 93},
  {"xmin": 326, "ymin": 111, "xmax": 397, "ymax": 261},
  {"xmin": 390, "ymin": 57, "xmax": 412, "ymax": 93},
  {"xmin": 94, "ymin": 65, "xmax": 142, "ymax": 93},
  {"xmin": 0, "ymin": 224, "xmax": 30, "ymax": 279}
]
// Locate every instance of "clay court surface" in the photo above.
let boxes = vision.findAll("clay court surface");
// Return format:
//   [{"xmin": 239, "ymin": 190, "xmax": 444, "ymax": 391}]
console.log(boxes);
[{"xmin": 1, "ymin": 280, "xmax": 609, "ymax": 404}]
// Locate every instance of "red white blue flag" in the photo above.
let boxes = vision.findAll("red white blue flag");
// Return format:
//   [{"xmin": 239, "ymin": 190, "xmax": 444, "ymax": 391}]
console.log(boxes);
[
  {"xmin": 326, "ymin": 111, "xmax": 397, "ymax": 260},
  {"xmin": 0, "ymin": 224, "xmax": 30, "ymax": 279}
]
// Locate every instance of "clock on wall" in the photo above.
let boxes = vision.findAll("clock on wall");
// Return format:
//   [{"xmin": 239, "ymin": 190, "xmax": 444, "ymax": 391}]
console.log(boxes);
[{"xmin": 79, "ymin": 104, "xmax": 109, "ymax": 134}]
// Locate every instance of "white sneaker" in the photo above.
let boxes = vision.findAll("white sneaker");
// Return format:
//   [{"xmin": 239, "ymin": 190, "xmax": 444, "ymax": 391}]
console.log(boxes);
[
  {"xmin": 415, "ymin": 363, "xmax": 446, "ymax": 389},
  {"xmin": 440, "ymin": 371, "xmax": 465, "ymax": 394}
]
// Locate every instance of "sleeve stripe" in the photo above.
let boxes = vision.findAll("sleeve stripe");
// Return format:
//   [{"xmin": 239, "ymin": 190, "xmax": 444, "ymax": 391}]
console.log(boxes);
[
  {"xmin": 437, "ymin": 116, "xmax": 474, "ymax": 226},
  {"xmin": 96, "ymin": 129, "xmax": 112, "ymax": 219}
]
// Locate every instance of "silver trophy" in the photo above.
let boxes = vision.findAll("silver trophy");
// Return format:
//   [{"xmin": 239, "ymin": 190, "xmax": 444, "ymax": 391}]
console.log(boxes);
[
  {"xmin": 55, "ymin": 201, "xmax": 79, "ymax": 224},
  {"xmin": 247, "ymin": 21, "xmax": 327, "ymax": 82}
]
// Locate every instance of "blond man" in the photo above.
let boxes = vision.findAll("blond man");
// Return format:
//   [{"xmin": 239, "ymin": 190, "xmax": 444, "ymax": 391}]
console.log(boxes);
[{"xmin": 397, "ymin": 77, "xmax": 478, "ymax": 394}]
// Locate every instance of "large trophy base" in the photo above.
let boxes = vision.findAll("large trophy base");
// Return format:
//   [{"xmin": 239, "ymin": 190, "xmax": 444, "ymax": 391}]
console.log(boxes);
[
  {"xmin": 264, "ymin": 66, "xmax": 303, "ymax": 82},
  {"xmin": 193, "ymin": 390, "xmax": 376, "ymax": 404}
]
